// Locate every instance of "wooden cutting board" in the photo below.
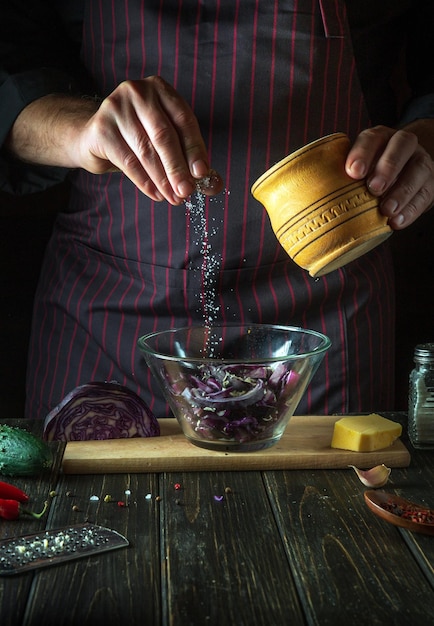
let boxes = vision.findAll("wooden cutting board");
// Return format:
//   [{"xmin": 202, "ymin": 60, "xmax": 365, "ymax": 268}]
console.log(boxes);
[{"xmin": 62, "ymin": 415, "xmax": 410, "ymax": 474}]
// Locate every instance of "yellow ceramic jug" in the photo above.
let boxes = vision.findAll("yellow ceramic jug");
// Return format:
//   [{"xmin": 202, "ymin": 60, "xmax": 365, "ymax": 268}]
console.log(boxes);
[{"xmin": 251, "ymin": 133, "xmax": 392, "ymax": 277}]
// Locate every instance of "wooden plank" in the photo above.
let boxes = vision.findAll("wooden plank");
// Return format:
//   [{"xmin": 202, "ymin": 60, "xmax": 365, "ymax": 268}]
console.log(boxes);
[
  {"xmin": 0, "ymin": 420, "xmax": 65, "ymax": 626},
  {"xmin": 18, "ymin": 473, "xmax": 163, "ymax": 626},
  {"xmin": 391, "ymin": 450, "xmax": 434, "ymax": 587},
  {"xmin": 264, "ymin": 468, "xmax": 434, "ymax": 625},
  {"xmin": 160, "ymin": 471, "xmax": 305, "ymax": 625},
  {"xmin": 62, "ymin": 415, "xmax": 410, "ymax": 474}
]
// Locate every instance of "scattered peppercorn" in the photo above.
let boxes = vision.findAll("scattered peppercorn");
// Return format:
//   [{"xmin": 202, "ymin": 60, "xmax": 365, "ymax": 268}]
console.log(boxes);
[
  {"xmin": 382, "ymin": 499, "xmax": 434, "ymax": 524},
  {"xmin": 72, "ymin": 505, "xmax": 80, "ymax": 512}
]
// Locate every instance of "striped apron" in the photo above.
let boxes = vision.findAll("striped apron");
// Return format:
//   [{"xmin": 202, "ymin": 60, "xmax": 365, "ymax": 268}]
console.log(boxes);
[{"xmin": 26, "ymin": 0, "xmax": 395, "ymax": 419}]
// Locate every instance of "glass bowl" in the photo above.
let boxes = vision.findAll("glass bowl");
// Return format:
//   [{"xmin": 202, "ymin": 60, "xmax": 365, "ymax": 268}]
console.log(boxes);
[{"xmin": 138, "ymin": 324, "xmax": 331, "ymax": 452}]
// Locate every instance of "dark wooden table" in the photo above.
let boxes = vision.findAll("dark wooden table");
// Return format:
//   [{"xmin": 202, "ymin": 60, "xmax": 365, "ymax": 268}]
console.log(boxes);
[{"xmin": 1, "ymin": 414, "xmax": 434, "ymax": 626}]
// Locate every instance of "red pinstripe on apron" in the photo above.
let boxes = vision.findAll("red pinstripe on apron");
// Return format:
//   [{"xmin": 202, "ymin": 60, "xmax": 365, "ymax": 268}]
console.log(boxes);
[{"xmin": 26, "ymin": 0, "xmax": 395, "ymax": 419}]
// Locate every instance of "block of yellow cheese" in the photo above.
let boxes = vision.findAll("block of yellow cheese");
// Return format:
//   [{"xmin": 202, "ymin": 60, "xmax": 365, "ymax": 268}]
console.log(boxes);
[{"xmin": 331, "ymin": 414, "xmax": 402, "ymax": 452}]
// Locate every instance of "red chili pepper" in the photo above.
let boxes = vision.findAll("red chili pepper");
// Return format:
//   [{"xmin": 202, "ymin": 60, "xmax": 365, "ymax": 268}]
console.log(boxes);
[
  {"xmin": 0, "ymin": 498, "xmax": 48, "ymax": 521},
  {"xmin": 0, "ymin": 480, "xmax": 29, "ymax": 503}
]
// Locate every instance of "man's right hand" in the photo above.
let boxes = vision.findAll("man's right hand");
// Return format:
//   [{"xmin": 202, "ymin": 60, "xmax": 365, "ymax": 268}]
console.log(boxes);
[{"xmin": 6, "ymin": 76, "xmax": 223, "ymax": 204}]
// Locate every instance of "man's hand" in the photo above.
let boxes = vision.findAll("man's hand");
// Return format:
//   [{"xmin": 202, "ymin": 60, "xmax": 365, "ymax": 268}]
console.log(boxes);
[
  {"xmin": 6, "ymin": 76, "xmax": 223, "ymax": 204},
  {"xmin": 345, "ymin": 123, "xmax": 434, "ymax": 229}
]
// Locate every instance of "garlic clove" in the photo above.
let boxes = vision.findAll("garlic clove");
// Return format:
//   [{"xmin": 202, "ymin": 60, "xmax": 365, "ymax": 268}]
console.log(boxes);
[{"xmin": 349, "ymin": 464, "xmax": 391, "ymax": 488}]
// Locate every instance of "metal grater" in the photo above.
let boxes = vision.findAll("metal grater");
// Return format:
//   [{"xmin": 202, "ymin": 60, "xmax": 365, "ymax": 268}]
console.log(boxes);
[{"xmin": 0, "ymin": 523, "xmax": 129, "ymax": 575}]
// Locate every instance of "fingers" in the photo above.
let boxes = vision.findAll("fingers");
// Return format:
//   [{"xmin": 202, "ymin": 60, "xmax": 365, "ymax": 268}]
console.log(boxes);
[
  {"xmin": 81, "ymin": 77, "xmax": 223, "ymax": 204},
  {"xmin": 380, "ymin": 150, "xmax": 434, "ymax": 228},
  {"xmin": 345, "ymin": 126, "xmax": 391, "ymax": 180},
  {"xmin": 346, "ymin": 126, "xmax": 434, "ymax": 229}
]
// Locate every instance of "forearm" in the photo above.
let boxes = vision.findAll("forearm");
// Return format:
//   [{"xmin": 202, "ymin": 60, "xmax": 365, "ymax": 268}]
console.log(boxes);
[
  {"xmin": 3, "ymin": 77, "xmax": 219, "ymax": 203},
  {"xmin": 4, "ymin": 94, "xmax": 99, "ymax": 169}
]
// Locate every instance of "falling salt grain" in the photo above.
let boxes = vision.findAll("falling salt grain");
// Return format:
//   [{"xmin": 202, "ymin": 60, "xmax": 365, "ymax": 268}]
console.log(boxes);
[{"xmin": 184, "ymin": 184, "xmax": 225, "ymax": 329}]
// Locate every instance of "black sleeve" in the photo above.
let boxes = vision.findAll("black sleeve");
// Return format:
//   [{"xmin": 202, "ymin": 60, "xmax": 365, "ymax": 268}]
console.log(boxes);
[
  {"xmin": 399, "ymin": 3, "xmax": 434, "ymax": 125},
  {"xmin": 0, "ymin": 0, "xmax": 88, "ymax": 194},
  {"xmin": 346, "ymin": 0, "xmax": 434, "ymax": 127},
  {"xmin": 399, "ymin": 94, "xmax": 434, "ymax": 126}
]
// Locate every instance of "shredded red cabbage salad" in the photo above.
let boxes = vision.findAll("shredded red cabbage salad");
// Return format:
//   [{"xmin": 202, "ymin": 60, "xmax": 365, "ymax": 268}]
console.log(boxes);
[{"xmin": 164, "ymin": 362, "xmax": 301, "ymax": 443}]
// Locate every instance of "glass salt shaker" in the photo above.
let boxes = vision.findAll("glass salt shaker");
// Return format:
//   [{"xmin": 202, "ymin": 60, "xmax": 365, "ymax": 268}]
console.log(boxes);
[{"xmin": 408, "ymin": 343, "xmax": 434, "ymax": 449}]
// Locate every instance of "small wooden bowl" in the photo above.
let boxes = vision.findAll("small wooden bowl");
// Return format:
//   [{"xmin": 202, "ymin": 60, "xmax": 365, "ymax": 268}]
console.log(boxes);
[
  {"xmin": 251, "ymin": 133, "xmax": 392, "ymax": 277},
  {"xmin": 364, "ymin": 490, "xmax": 434, "ymax": 535}
]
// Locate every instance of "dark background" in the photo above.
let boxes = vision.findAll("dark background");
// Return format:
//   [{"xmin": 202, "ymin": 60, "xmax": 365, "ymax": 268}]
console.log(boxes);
[
  {"xmin": 1, "ymin": 185, "xmax": 433, "ymax": 418},
  {"xmin": 0, "ymin": 185, "xmax": 67, "ymax": 417}
]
